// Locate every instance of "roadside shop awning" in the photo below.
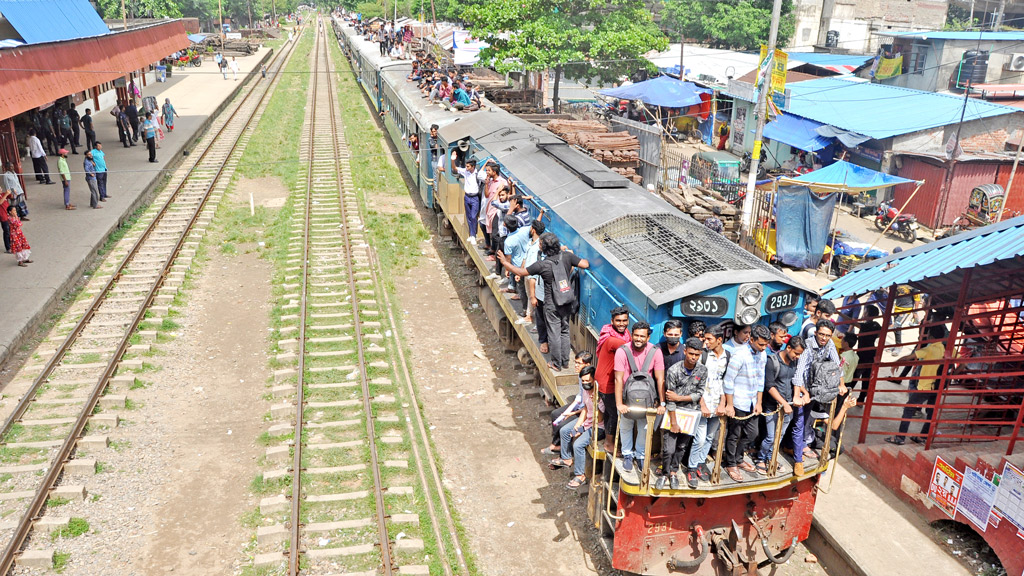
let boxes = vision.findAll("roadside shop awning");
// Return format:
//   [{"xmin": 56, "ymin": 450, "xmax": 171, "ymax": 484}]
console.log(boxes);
[
  {"xmin": 763, "ymin": 113, "xmax": 833, "ymax": 151},
  {"xmin": 0, "ymin": 0, "xmax": 109, "ymax": 43},
  {"xmin": 778, "ymin": 160, "xmax": 918, "ymax": 194},
  {"xmin": 599, "ymin": 76, "xmax": 712, "ymax": 108}
]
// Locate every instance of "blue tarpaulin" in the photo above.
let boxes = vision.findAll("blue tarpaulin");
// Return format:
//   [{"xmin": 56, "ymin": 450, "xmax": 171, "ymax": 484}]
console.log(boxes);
[
  {"xmin": 0, "ymin": 0, "xmax": 109, "ymax": 44},
  {"xmin": 599, "ymin": 76, "xmax": 712, "ymax": 108},
  {"xmin": 776, "ymin": 185, "xmax": 838, "ymax": 269},
  {"xmin": 187, "ymin": 33, "xmax": 209, "ymax": 43},
  {"xmin": 763, "ymin": 114, "xmax": 833, "ymax": 151},
  {"xmin": 779, "ymin": 160, "xmax": 918, "ymax": 193}
]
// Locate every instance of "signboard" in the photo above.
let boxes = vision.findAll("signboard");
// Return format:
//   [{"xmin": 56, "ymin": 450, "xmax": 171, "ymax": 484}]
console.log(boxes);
[
  {"xmin": 993, "ymin": 462, "xmax": 1024, "ymax": 530},
  {"xmin": 928, "ymin": 456, "xmax": 963, "ymax": 518},
  {"xmin": 759, "ymin": 46, "xmax": 788, "ymax": 103},
  {"xmin": 226, "ymin": 32, "xmax": 242, "ymax": 39},
  {"xmin": 957, "ymin": 467, "xmax": 997, "ymax": 532}
]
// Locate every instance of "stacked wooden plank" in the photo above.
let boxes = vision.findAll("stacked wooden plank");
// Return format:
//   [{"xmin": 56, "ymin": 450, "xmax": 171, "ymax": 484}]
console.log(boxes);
[
  {"xmin": 611, "ymin": 166, "xmax": 642, "ymax": 184},
  {"xmin": 659, "ymin": 186, "xmax": 741, "ymax": 241},
  {"xmin": 546, "ymin": 120, "xmax": 641, "ymax": 168}
]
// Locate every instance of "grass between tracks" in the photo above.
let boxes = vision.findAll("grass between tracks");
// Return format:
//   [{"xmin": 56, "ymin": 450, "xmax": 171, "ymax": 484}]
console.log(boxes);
[
  {"xmin": 329, "ymin": 32, "xmax": 480, "ymax": 576},
  {"xmin": 237, "ymin": 30, "xmax": 314, "ymax": 190}
]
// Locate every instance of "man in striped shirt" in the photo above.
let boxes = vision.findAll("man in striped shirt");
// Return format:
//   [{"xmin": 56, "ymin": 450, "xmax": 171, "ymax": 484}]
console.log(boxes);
[{"xmin": 722, "ymin": 324, "xmax": 770, "ymax": 482}]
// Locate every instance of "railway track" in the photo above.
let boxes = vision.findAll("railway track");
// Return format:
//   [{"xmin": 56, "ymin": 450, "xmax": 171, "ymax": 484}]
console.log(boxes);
[
  {"xmin": 252, "ymin": 19, "xmax": 466, "ymax": 576},
  {"xmin": 0, "ymin": 31, "xmax": 302, "ymax": 573}
]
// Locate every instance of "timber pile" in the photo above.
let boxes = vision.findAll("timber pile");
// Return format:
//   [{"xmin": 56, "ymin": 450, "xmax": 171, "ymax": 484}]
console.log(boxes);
[
  {"xmin": 546, "ymin": 119, "xmax": 641, "ymax": 167},
  {"xmin": 659, "ymin": 186, "xmax": 741, "ymax": 241},
  {"xmin": 612, "ymin": 166, "xmax": 642, "ymax": 184}
]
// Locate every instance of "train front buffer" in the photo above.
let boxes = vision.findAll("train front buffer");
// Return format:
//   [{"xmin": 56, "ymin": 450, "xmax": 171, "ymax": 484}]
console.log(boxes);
[{"xmin": 611, "ymin": 478, "xmax": 817, "ymax": 576}]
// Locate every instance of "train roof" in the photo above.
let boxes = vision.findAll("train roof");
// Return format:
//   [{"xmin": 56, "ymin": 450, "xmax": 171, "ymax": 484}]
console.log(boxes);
[{"xmin": 440, "ymin": 115, "xmax": 807, "ymax": 306}]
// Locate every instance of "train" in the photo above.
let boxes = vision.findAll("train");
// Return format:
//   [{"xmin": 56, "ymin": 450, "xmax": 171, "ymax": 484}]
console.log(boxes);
[{"xmin": 332, "ymin": 15, "xmax": 833, "ymax": 576}]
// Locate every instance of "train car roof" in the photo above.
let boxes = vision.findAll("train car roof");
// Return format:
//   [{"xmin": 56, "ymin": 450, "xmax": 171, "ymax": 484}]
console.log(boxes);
[{"xmin": 440, "ymin": 115, "xmax": 808, "ymax": 306}]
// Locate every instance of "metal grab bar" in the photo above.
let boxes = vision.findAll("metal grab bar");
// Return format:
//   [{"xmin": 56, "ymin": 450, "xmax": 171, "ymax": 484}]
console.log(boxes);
[{"xmin": 605, "ymin": 406, "xmax": 657, "ymax": 520}]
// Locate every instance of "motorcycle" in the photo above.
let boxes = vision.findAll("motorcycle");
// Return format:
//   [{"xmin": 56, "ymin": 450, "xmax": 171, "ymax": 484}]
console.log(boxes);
[
  {"xmin": 739, "ymin": 152, "xmax": 767, "ymax": 180},
  {"xmin": 874, "ymin": 202, "xmax": 919, "ymax": 243}
]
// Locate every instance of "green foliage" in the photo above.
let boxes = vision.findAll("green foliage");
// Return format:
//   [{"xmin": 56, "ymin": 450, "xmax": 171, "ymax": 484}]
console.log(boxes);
[
  {"xmin": 51, "ymin": 518, "xmax": 90, "ymax": 540},
  {"xmin": 97, "ymin": 0, "xmax": 183, "ymax": 18},
  {"xmin": 53, "ymin": 552, "xmax": 71, "ymax": 573},
  {"xmin": 662, "ymin": 0, "xmax": 795, "ymax": 51},
  {"xmin": 944, "ymin": 4, "xmax": 979, "ymax": 31},
  {"xmin": 462, "ymin": 0, "xmax": 666, "ymax": 99}
]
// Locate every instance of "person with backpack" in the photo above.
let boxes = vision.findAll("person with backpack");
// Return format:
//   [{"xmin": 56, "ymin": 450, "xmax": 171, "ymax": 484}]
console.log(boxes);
[
  {"xmin": 800, "ymin": 299, "xmax": 836, "ymax": 342},
  {"xmin": 792, "ymin": 319, "xmax": 842, "ymax": 461},
  {"xmin": 722, "ymin": 324, "xmax": 770, "ymax": 482},
  {"xmin": 685, "ymin": 323, "xmax": 731, "ymax": 488},
  {"xmin": 656, "ymin": 337, "xmax": 707, "ymax": 490},
  {"xmin": 613, "ymin": 321, "xmax": 665, "ymax": 474},
  {"xmin": 757, "ymin": 336, "xmax": 805, "ymax": 476},
  {"xmin": 499, "ymin": 232, "xmax": 589, "ymax": 372}
]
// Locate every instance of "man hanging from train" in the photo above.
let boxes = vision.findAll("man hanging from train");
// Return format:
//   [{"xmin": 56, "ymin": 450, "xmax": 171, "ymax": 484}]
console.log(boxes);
[
  {"xmin": 656, "ymin": 337, "xmax": 707, "ymax": 490},
  {"xmin": 451, "ymin": 152, "xmax": 486, "ymax": 245},
  {"xmin": 722, "ymin": 324, "xmax": 770, "ymax": 482}
]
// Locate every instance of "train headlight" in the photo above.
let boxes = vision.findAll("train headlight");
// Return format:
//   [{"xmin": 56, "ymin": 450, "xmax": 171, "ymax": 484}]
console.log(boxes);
[
  {"xmin": 735, "ymin": 283, "xmax": 764, "ymax": 326},
  {"xmin": 739, "ymin": 284, "xmax": 763, "ymax": 306},
  {"xmin": 780, "ymin": 310, "xmax": 798, "ymax": 327}
]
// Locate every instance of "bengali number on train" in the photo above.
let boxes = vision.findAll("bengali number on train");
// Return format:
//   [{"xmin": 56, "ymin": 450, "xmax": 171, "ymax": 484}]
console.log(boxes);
[
  {"xmin": 765, "ymin": 289, "xmax": 799, "ymax": 313},
  {"xmin": 679, "ymin": 296, "xmax": 728, "ymax": 317}
]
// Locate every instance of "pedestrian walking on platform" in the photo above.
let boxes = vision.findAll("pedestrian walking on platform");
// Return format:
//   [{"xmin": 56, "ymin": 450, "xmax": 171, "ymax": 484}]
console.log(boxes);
[
  {"xmin": 7, "ymin": 205, "xmax": 31, "ymax": 266},
  {"xmin": 91, "ymin": 142, "xmax": 109, "ymax": 201},
  {"xmin": 3, "ymin": 164, "xmax": 29, "ymax": 219},
  {"xmin": 143, "ymin": 113, "xmax": 158, "ymax": 163},
  {"xmin": 229, "ymin": 57, "xmax": 240, "ymax": 81},
  {"xmin": 84, "ymin": 151, "xmax": 101, "ymax": 209},
  {"xmin": 57, "ymin": 149, "xmax": 74, "ymax": 210},
  {"xmin": 27, "ymin": 129, "xmax": 53, "ymax": 185},
  {"xmin": 161, "ymin": 98, "xmax": 178, "ymax": 132},
  {"xmin": 81, "ymin": 108, "xmax": 96, "ymax": 152}
]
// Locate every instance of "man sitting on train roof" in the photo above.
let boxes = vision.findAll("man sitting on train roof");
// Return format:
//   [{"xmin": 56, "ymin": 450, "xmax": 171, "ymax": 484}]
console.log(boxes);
[{"xmin": 722, "ymin": 324, "xmax": 770, "ymax": 482}]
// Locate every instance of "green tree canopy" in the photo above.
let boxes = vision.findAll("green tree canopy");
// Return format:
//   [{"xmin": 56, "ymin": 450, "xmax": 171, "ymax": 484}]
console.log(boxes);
[
  {"xmin": 661, "ymin": 0, "xmax": 794, "ymax": 51},
  {"xmin": 97, "ymin": 0, "xmax": 183, "ymax": 18},
  {"xmin": 461, "ymin": 0, "xmax": 666, "ymax": 110}
]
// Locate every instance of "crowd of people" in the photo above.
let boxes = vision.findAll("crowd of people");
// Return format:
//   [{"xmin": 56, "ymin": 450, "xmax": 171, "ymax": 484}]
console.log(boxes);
[
  {"xmin": 355, "ymin": 19, "xmax": 416, "ymax": 60},
  {"xmin": 536, "ymin": 296, "xmax": 862, "ymax": 490}
]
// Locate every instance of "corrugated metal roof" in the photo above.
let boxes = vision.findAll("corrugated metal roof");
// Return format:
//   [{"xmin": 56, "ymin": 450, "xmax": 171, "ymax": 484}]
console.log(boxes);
[
  {"xmin": 0, "ymin": 21, "xmax": 189, "ymax": 120},
  {"xmin": 877, "ymin": 30, "xmax": 1024, "ymax": 41},
  {"xmin": 0, "ymin": 0, "xmax": 109, "ymax": 44},
  {"xmin": 787, "ymin": 52, "xmax": 873, "ymax": 73},
  {"xmin": 822, "ymin": 214, "xmax": 1024, "ymax": 298},
  {"xmin": 786, "ymin": 77, "xmax": 1020, "ymax": 140}
]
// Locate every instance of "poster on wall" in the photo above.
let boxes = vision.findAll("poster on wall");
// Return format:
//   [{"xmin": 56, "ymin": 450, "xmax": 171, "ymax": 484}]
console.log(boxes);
[
  {"xmin": 993, "ymin": 462, "xmax": 1024, "ymax": 531},
  {"xmin": 957, "ymin": 467, "xmax": 998, "ymax": 532},
  {"xmin": 928, "ymin": 456, "xmax": 963, "ymax": 519}
]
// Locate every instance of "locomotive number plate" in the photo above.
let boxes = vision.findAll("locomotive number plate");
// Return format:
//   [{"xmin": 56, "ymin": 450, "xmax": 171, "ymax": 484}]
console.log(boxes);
[
  {"xmin": 765, "ymin": 289, "xmax": 799, "ymax": 313},
  {"xmin": 679, "ymin": 296, "xmax": 728, "ymax": 317}
]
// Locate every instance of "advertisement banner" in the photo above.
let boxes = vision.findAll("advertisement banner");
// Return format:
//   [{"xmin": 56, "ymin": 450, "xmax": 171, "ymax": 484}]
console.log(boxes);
[
  {"xmin": 993, "ymin": 462, "xmax": 1024, "ymax": 530},
  {"xmin": 928, "ymin": 456, "xmax": 963, "ymax": 519},
  {"xmin": 957, "ymin": 467, "xmax": 998, "ymax": 532},
  {"xmin": 876, "ymin": 56, "xmax": 903, "ymax": 80}
]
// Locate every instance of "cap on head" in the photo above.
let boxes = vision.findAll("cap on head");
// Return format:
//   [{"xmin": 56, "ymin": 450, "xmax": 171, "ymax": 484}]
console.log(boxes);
[{"xmin": 58, "ymin": 148, "xmax": 68, "ymax": 156}]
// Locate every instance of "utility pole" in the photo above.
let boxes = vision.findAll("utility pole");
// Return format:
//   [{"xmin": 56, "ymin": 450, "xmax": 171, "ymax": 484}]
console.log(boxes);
[
  {"xmin": 120, "ymin": 0, "xmax": 127, "ymax": 30},
  {"xmin": 247, "ymin": 0, "xmax": 253, "ymax": 29},
  {"xmin": 678, "ymin": 27, "xmax": 684, "ymax": 80},
  {"xmin": 219, "ymin": 0, "xmax": 225, "ymax": 39},
  {"xmin": 741, "ymin": 0, "xmax": 784, "ymax": 238},
  {"xmin": 272, "ymin": 0, "xmax": 277, "ymax": 26},
  {"xmin": 999, "ymin": 131, "xmax": 1023, "ymax": 223},
  {"xmin": 996, "ymin": 0, "xmax": 1005, "ymax": 29}
]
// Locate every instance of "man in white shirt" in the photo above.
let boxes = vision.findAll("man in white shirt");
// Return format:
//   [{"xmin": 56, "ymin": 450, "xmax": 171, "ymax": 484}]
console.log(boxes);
[
  {"xmin": 451, "ymin": 152, "xmax": 486, "ymax": 244},
  {"xmin": 27, "ymin": 129, "xmax": 53, "ymax": 185}
]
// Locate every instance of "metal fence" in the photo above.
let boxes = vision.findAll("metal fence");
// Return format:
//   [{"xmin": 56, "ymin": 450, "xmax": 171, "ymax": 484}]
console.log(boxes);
[{"xmin": 608, "ymin": 116, "xmax": 661, "ymax": 187}]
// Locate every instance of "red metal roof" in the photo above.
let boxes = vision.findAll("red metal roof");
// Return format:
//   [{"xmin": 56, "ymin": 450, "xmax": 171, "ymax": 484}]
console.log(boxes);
[{"xmin": 0, "ymin": 20, "xmax": 189, "ymax": 120}]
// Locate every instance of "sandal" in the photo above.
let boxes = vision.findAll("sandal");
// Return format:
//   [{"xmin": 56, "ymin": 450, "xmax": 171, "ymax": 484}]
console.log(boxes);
[
  {"xmin": 802, "ymin": 447, "xmax": 818, "ymax": 459},
  {"xmin": 884, "ymin": 436, "xmax": 906, "ymax": 446},
  {"xmin": 566, "ymin": 475, "xmax": 586, "ymax": 489},
  {"xmin": 755, "ymin": 461, "xmax": 768, "ymax": 476},
  {"xmin": 548, "ymin": 458, "xmax": 571, "ymax": 470}
]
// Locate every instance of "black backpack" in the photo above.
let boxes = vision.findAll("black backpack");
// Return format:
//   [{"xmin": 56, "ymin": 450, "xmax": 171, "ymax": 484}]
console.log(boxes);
[
  {"xmin": 622, "ymin": 345, "xmax": 658, "ymax": 419},
  {"xmin": 549, "ymin": 253, "xmax": 575, "ymax": 307},
  {"xmin": 808, "ymin": 349, "xmax": 842, "ymax": 404}
]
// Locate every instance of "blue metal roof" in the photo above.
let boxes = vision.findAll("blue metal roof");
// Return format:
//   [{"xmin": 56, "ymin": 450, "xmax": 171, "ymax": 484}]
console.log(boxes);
[
  {"xmin": 763, "ymin": 113, "xmax": 833, "ymax": 151},
  {"xmin": 877, "ymin": 31, "xmax": 1024, "ymax": 41},
  {"xmin": 786, "ymin": 77, "xmax": 1020, "ymax": 140},
  {"xmin": 822, "ymin": 214, "xmax": 1024, "ymax": 298},
  {"xmin": 0, "ymin": 0, "xmax": 109, "ymax": 44}
]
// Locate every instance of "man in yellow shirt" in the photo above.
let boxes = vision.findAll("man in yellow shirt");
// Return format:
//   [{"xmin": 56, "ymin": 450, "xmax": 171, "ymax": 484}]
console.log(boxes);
[{"xmin": 885, "ymin": 325, "xmax": 949, "ymax": 445}]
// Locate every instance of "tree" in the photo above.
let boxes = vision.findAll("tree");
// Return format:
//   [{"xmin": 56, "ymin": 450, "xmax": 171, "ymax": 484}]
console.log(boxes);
[
  {"xmin": 462, "ymin": 0, "xmax": 667, "ymax": 113},
  {"xmin": 661, "ymin": 0, "xmax": 794, "ymax": 51},
  {"xmin": 97, "ymin": 0, "xmax": 184, "ymax": 18}
]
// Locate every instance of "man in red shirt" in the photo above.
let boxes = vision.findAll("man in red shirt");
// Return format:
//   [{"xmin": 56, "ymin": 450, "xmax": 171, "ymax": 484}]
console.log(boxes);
[{"xmin": 597, "ymin": 306, "xmax": 630, "ymax": 453}]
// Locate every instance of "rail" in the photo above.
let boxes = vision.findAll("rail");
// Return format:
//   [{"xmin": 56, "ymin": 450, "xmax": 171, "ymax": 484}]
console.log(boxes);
[{"xmin": 0, "ymin": 37, "xmax": 298, "ymax": 573}]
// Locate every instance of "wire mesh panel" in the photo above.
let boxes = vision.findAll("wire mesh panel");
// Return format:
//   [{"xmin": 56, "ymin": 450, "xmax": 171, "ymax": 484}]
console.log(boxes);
[{"xmin": 590, "ymin": 212, "xmax": 779, "ymax": 293}]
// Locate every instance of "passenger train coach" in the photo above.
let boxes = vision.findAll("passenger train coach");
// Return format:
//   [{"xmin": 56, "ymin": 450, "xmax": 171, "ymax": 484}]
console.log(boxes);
[{"xmin": 333, "ymin": 16, "xmax": 837, "ymax": 576}]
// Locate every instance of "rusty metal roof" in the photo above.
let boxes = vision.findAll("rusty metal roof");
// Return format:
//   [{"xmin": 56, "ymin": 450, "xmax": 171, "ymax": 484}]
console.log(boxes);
[{"xmin": 0, "ymin": 20, "xmax": 189, "ymax": 120}]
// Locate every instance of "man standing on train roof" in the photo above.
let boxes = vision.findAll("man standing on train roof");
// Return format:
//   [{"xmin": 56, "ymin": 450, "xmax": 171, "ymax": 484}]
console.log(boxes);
[
  {"xmin": 722, "ymin": 324, "xmax": 770, "ymax": 482},
  {"xmin": 597, "ymin": 306, "xmax": 630, "ymax": 454},
  {"xmin": 451, "ymin": 152, "xmax": 485, "ymax": 245}
]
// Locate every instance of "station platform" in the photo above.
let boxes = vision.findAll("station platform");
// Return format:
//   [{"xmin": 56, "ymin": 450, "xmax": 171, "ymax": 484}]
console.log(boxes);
[{"xmin": 0, "ymin": 48, "xmax": 273, "ymax": 372}]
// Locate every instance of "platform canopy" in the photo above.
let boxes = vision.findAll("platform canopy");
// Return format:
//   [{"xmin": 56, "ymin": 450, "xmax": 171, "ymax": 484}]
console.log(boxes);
[
  {"xmin": 763, "ymin": 113, "xmax": 833, "ymax": 152},
  {"xmin": 599, "ymin": 76, "xmax": 711, "ymax": 108},
  {"xmin": 0, "ymin": 0, "xmax": 109, "ymax": 44},
  {"xmin": 777, "ymin": 160, "xmax": 918, "ymax": 194}
]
